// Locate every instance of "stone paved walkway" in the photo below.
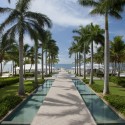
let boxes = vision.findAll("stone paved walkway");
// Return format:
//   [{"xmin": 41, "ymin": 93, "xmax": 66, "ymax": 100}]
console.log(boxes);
[{"xmin": 31, "ymin": 69, "xmax": 96, "ymax": 125}]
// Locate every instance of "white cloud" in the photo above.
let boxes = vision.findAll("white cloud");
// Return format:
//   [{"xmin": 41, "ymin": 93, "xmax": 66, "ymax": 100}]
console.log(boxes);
[{"xmin": 30, "ymin": 0, "xmax": 104, "ymax": 27}]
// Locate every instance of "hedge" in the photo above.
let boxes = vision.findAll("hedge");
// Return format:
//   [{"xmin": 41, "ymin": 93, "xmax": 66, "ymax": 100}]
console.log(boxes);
[
  {"xmin": 104, "ymin": 95, "xmax": 125, "ymax": 115},
  {"xmin": 109, "ymin": 76, "xmax": 125, "ymax": 88},
  {"xmin": 14, "ymin": 73, "xmax": 34, "ymax": 77},
  {"xmin": 0, "ymin": 95, "xmax": 22, "ymax": 119},
  {"xmin": 90, "ymin": 84, "xmax": 103, "ymax": 93},
  {"xmin": 0, "ymin": 77, "xmax": 19, "ymax": 88}
]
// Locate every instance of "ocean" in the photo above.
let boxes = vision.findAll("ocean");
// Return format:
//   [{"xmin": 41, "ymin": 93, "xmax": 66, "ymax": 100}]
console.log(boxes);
[
  {"xmin": 54, "ymin": 64, "xmax": 75, "ymax": 70},
  {"xmin": 2, "ymin": 63, "xmax": 74, "ymax": 72}
]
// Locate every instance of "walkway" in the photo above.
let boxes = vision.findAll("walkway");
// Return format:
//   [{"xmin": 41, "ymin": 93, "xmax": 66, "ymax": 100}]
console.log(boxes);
[{"xmin": 31, "ymin": 69, "xmax": 96, "ymax": 125}]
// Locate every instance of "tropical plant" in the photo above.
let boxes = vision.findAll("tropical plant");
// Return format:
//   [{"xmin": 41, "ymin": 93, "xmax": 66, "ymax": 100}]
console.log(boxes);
[
  {"xmin": 0, "ymin": 0, "xmax": 52, "ymax": 95},
  {"xmin": 110, "ymin": 36, "xmax": 125, "ymax": 77},
  {"xmin": 78, "ymin": 0, "xmax": 125, "ymax": 94},
  {"xmin": 23, "ymin": 44, "xmax": 30, "ymax": 78}
]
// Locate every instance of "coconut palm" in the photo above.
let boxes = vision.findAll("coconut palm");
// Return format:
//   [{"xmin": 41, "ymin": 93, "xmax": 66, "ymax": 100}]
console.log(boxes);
[
  {"xmin": 69, "ymin": 42, "xmax": 79, "ymax": 75},
  {"xmin": 73, "ymin": 26, "xmax": 90, "ymax": 79},
  {"xmin": 24, "ymin": 44, "xmax": 30, "ymax": 78},
  {"xmin": 78, "ymin": 0, "xmax": 125, "ymax": 94},
  {"xmin": 43, "ymin": 31, "xmax": 52, "ymax": 75},
  {"xmin": 86, "ymin": 23, "xmax": 104, "ymax": 85},
  {"xmin": 0, "ymin": 0, "xmax": 52, "ymax": 95},
  {"xmin": 49, "ymin": 41, "xmax": 59, "ymax": 74},
  {"xmin": 110, "ymin": 36, "xmax": 125, "ymax": 77},
  {"xmin": 0, "ymin": 37, "xmax": 15, "ymax": 76}
]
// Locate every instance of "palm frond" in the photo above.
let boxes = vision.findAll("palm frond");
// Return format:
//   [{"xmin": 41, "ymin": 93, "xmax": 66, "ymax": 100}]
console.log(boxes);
[
  {"xmin": 16, "ymin": 0, "xmax": 31, "ymax": 12},
  {"xmin": 0, "ymin": 10, "xmax": 19, "ymax": 32},
  {"xmin": 25, "ymin": 12, "xmax": 52, "ymax": 28},
  {"xmin": 78, "ymin": 0, "xmax": 98, "ymax": 6},
  {"xmin": 0, "ymin": 7, "xmax": 12, "ymax": 14},
  {"xmin": 109, "ymin": 10, "xmax": 122, "ymax": 19}
]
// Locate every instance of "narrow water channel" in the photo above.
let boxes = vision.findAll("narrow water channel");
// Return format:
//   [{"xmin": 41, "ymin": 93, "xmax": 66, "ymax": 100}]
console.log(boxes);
[{"xmin": 73, "ymin": 79, "xmax": 125, "ymax": 125}]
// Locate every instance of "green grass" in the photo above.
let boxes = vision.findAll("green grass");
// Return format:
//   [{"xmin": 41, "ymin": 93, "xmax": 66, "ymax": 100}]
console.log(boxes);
[
  {"xmin": 0, "ymin": 80, "xmax": 34, "ymax": 98},
  {"xmin": 89, "ymin": 79, "xmax": 125, "ymax": 116},
  {"xmin": 93, "ymin": 80, "xmax": 125, "ymax": 96}
]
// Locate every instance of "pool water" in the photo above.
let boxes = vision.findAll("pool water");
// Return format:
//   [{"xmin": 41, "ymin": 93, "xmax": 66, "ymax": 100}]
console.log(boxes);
[
  {"xmin": 1, "ymin": 80, "xmax": 54, "ymax": 125},
  {"xmin": 73, "ymin": 79, "xmax": 125, "ymax": 125}
]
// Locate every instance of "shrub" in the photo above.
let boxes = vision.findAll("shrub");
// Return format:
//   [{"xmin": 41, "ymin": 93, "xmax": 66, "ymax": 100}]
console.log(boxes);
[
  {"xmin": 24, "ymin": 73, "xmax": 34, "ymax": 77},
  {"xmin": 0, "ymin": 77, "xmax": 19, "ymax": 88},
  {"xmin": 25, "ymin": 85, "xmax": 34, "ymax": 93},
  {"xmin": 0, "ymin": 95, "xmax": 22, "ymax": 119},
  {"xmin": 82, "ymin": 79, "xmax": 89, "ymax": 84},
  {"xmin": 14, "ymin": 73, "xmax": 34, "ymax": 77},
  {"xmin": 38, "ymin": 79, "xmax": 45, "ymax": 84},
  {"xmin": 95, "ymin": 70, "xmax": 104, "ymax": 78},
  {"xmin": 90, "ymin": 84, "xmax": 103, "ymax": 93},
  {"xmin": 44, "ymin": 74, "xmax": 52, "ymax": 77},
  {"xmin": 104, "ymin": 95, "xmax": 125, "ymax": 115},
  {"xmin": 109, "ymin": 76, "xmax": 125, "ymax": 88}
]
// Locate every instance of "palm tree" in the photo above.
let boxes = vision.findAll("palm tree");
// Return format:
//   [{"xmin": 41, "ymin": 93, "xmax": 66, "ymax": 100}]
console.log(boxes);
[
  {"xmin": 87, "ymin": 23, "xmax": 104, "ymax": 85},
  {"xmin": 49, "ymin": 41, "xmax": 59, "ymax": 74},
  {"xmin": 78, "ymin": 0, "xmax": 124, "ymax": 94},
  {"xmin": 110, "ymin": 36, "xmax": 125, "ymax": 78},
  {"xmin": 69, "ymin": 42, "xmax": 79, "ymax": 75},
  {"xmin": 0, "ymin": 0, "xmax": 52, "ymax": 95},
  {"xmin": 43, "ymin": 31, "xmax": 52, "ymax": 76},
  {"xmin": 0, "ymin": 37, "xmax": 15, "ymax": 76},
  {"xmin": 24, "ymin": 44, "xmax": 30, "ymax": 78},
  {"xmin": 73, "ymin": 26, "xmax": 90, "ymax": 79}
]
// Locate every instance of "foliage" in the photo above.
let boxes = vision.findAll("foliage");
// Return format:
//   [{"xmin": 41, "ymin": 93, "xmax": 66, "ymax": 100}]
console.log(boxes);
[
  {"xmin": 109, "ymin": 76, "xmax": 125, "ymax": 87},
  {"xmin": 0, "ymin": 77, "xmax": 19, "ymax": 88},
  {"xmin": 0, "ymin": 95, "xmax": 22, "ymax": 118},
  {"xmin": 82, "ymin": 79, "xmax": 89, "ymax": 84},
  {"xmin": 90, "ymin": 83, "xmax": 103, "ymax": 93},
  {"xmin": 44, "ymin": 74, "xmax": 52, "ymax": 77},
  {"xmin": 14, "ymin": 73, "xmax": 34, "ymax": 77},
  {"xmin": 38, "ymin": 79, "xmax": 45, "ymax": 84},
  {"xmin": 95, "ymin": 70, "xmax": 104, "ymax": 78},
  {"xmin": 104, "ymin": 95, "xmax": 125, "ymax": 115}
]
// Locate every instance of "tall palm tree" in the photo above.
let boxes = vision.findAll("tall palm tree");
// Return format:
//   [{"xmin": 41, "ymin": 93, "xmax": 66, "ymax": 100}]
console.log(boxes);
[
  {"xmin": 78, "ymin": 0, "xmax": 124, "ymax": 94},
  {"xmin": 0, "ymin": 0, "xmax": 52, "ymax": 95},
  {"xmin": 69, "ymin": 42, "xmax": 79, "ymax": 75},
  {"xmin": 49, "ymin": 41, "xmax": 59, "ymax": 74},
  {"xmin": 24, "ymin": 44, "xmax": 30, "ymax": 78},
  {"xmin": 110, "ymin": 36, "xmax": 125, "ymax": 77},
  {"xmin": 43, "ymin": 31, "xmax": 51, "ymax": 75},
  {"xmin": 73, "ymin": 26, "xmax": 90, "ymax": 79},
  {"xmin": 0, "ymin": 37, "xmax": 15, "ymax": 76},
  {"xmin": 85, "ymin": 23, "xmax": 104, "ymax": 85}
]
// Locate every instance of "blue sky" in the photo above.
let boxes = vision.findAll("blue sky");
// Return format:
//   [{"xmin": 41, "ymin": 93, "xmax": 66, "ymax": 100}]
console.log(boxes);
[{"xmin": 1, "ymin": 0, "xmax": 125, "ymax": 64}]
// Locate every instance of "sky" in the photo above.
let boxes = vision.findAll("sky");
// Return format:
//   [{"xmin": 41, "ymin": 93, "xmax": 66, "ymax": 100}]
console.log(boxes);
[{"xmin": 1, "ymin": 0, "xmax": 125, "ymax": 64}]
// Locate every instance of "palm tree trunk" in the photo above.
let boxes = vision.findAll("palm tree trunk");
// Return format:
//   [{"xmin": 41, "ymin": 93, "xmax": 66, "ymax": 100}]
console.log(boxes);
[
  {"xmin": 51, "ymin": 57, "xmax": 52, "ymax": 73},
  {"xmin": 15, "ymin": 63, "xmax": 16, "ymax": 75},
  {"xmin": 34, "ymin": 41, "xmax": 38, "ymax": 88},
  {"xmin": 103, "ymin": 13, "xmax": 110, "ymax": 95},
  {"xmin": 0, "ymin": 62, "xmax": 2, "ymax": 76},
  {"xmin": 77, "ymin": 52, "xmax": 78, "ymax": 76},
  {"xmin": 45, "ymin": 50, "xmax": 47, "ymax": 75},
  {"xmin": 41, "ymin": 47, "xmax": 44, "ymax": 79},
  {"xmin": 18, "ymin": 34, "xmax": 25, "ymax": 95},
  {"xmin": 49, "ymin": 53, "xmax": 50, "ymax": 75},
  {"xmin": 29, "ymin": 64, "xmax": 32, "ymax": 73},
  {"xmin": 83, "ymin": 48, "xmax": 86, "ymax": 79},
  {"xmin": 89, "ymin": 41, "xmax": 94, "ymax": 85},
  {"xmin": 118, "ymin": 62, "xmax": 120, "ymax": 78},
  {"xmin": 24, "ymin": 58, "xmax": 26, "ymax": 79},
  {"xmin": 75, "ymin": 53, "xmax": 76, "ymax": 75},
  {"xmin": 13, "ymin": 61, "xmax": 14, "ymax": 76},
  {"xmin": 79, "ymin": 52, "xmax": 81, "ymax": 76}
]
